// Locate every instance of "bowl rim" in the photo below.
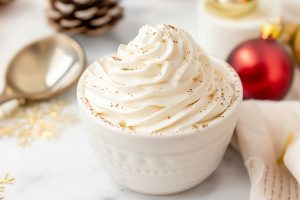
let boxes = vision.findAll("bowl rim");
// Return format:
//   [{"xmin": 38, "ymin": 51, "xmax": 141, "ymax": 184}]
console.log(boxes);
[{"xmin": 77, "ymin": 56, "xmax": 243, "ymax": 139}]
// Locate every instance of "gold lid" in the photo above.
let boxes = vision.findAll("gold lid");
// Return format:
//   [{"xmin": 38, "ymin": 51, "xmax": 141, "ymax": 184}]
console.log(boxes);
[
  {"xmin": 205, "ymin": 0, "xmax": 257, "ymax": 19},
  {"xmin": 278, "ymin": 23, "xmax": 300, "ymax": 66}
]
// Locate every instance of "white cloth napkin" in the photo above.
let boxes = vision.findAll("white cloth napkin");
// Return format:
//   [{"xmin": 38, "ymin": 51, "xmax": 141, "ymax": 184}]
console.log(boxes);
[{"xmin": 235, "ymin": 100, "xmax": 300, "ymax": 200}]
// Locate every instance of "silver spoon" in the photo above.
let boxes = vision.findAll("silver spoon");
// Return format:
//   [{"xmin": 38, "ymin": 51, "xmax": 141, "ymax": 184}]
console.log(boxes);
[{"xmin": 0, "ymin": 34, "xmax": 86, "ymax": 106}]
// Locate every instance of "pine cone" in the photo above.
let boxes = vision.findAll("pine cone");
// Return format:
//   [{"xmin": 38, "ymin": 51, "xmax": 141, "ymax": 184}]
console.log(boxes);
[
  {"xmin": 47, "ymin": 0, "xmax": 123, "ymax": 36},
  {"xmin": 0, "ymin": 0, "xmax": 13, "ymax": 6}
]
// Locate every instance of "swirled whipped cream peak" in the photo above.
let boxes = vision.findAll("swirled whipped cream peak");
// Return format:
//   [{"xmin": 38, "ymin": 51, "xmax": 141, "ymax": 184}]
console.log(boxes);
[{"xmin": 83, "ymin": 24, "xmax": 236, "ymax": 134}]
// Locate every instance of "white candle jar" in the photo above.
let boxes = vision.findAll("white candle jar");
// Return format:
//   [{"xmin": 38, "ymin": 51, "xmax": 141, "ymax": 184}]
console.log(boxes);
[{"xmin": 196, "ymin": 0, "xmax": 280, "ymax": 60}]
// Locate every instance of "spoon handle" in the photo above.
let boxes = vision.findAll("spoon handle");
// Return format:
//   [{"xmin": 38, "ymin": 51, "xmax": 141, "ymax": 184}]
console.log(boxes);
[{"xmin": 0, "ymin": 85, "xmax": 19, "ymax": 105}]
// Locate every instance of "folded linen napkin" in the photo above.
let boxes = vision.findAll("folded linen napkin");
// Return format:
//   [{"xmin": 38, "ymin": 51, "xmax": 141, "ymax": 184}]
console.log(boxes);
[{"xmin": 235, "ymin": 101, "xmax": 300, "ymax": 200}]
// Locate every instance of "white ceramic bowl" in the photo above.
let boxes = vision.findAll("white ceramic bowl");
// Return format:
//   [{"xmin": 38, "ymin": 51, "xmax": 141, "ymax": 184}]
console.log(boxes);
[{"xmin": 77, "ymin": 57, "xmax": 243, "ymax": 195}]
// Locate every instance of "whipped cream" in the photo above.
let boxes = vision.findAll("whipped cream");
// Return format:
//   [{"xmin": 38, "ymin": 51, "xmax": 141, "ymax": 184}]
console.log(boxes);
[{"xmin": 84, "ymin": 24, "xmax": 234, "ymax": 134}]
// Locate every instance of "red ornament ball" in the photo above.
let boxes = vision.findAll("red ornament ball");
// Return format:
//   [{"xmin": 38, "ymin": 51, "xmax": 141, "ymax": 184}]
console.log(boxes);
[{"xmin": 227, "ymin": 38, "xmax": 294, "ymax": 100}]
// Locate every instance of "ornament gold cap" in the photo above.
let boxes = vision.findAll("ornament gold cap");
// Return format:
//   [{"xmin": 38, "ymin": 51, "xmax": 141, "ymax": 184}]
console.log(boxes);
[
  {"xmin": 205, "ymin": 0, "xmax": 257, "ymax": 19},
  {"xmin": 260, "ymin": 18, "xmax": 282, "ymax": 40}
]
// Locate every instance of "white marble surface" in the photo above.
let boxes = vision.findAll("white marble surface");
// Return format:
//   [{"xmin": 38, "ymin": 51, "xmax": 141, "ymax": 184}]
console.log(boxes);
[{"xmin": 0, "ymin": 0, "xmax": 297, "ymax": 199}]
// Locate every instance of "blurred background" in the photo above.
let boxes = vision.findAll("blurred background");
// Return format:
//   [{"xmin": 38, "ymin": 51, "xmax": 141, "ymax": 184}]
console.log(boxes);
[{"xmin": 0, "ymin": 0, "xmax": 300, "ymax": 199}]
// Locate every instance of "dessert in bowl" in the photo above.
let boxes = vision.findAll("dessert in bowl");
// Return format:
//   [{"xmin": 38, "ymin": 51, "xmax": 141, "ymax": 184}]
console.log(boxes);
[{"xmin": 77, "ymin": 24, "xmax": 242, "ymax": 195}]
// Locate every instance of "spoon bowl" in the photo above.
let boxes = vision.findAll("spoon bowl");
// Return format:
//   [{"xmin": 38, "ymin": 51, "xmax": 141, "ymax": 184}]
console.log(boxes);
[{"xmin": 0, "ymin": 34, "xmax": 86, "ymax": 104}]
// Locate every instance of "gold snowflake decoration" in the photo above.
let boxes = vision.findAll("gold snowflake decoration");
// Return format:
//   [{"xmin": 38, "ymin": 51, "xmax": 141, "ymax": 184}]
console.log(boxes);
[
  {"xmin": 0, "ymin": 99, "xmax": 77, "ymax": 147},
  {"xmin": 0, "ymin": 174, "xmax": 14, "ymax": 200}
]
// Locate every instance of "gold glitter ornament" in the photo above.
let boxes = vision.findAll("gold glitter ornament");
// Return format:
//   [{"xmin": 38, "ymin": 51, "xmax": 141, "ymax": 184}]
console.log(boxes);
[
  {"xmin": 294, "ymin": 29, "xmax": 300, "ymax": 66},
  {"xmin": 205, "ymin": 0, "xmax": 257, "ymax": 18},
  {"xmin": 0, "ymin": 99, "xmax": 77, "ymax": 147},
  {"xmin": 0, "ymin": 174, "xmax": 14, "ymax": 200},
  {"xmin": 280, "ymin": 23, "xmax": 300, "ymax": 66}
]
